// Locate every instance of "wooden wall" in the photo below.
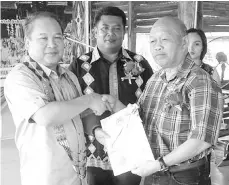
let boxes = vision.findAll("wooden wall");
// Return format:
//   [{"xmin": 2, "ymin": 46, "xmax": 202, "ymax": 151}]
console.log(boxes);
[
  {"xmin": 2, "ymin": 1, "xmax": 229, "ymax": 34},
  {"xmin": 91, "ymin": 1, "xmax": 229, "ymax": 33},
  {"xmin": 203, "ymin": 1, "xmax": 229, "ymax": 32},
  {"xmin": 1, "ymin": 1, "xmax": 229, "ymax": 53},
  {"xmin": 90, "ymin": 1, "xmax": 229, "ymax": 51},
  {"xmin": 91, "ymin": 1, "xmax": 179, "ymax": 34}
]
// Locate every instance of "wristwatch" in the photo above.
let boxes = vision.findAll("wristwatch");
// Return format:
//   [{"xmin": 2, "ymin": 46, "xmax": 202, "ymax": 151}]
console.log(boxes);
[{"xmin": 158, "ymin": 156, "xmax": 169, "ymax": 172}]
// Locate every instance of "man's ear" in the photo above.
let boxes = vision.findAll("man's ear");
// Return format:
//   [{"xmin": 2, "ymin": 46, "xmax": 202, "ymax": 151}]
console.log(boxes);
[
  {"xmin": 181, "ymin": 35, "xmax": 189, "ymax": 50},
  {"xmin": 93, "ymin": 27, "xmax": 98, "ymax": 39},
  {"xmin": 124, "ymin": 26, "xmax": 127, "ymax": 34},
  {"xmin": 24, "ymin": 37, "xmax": 30, "ymax": 51}
]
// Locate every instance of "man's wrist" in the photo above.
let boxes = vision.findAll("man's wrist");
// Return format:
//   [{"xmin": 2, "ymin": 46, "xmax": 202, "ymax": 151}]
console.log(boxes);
[
  {"xmin": 157, "ymin": 156, "xmax": 169, "ymax": 172},
  {"xmin": 87, "ymin": 94, "xmax": 93, "ymax": 109}
]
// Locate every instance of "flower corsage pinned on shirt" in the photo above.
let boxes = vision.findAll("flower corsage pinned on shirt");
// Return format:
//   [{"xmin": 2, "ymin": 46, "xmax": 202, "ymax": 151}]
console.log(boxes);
[
  {"xmin": 164, "ymin": 87, "xmax": 183, "ymax": 113},
  {"xmin": 121, "ymin": 58, "xmax": 145, "ymax": 84},
  {"xmin": 165, "ymin": 93, "xmax": 182, "ymax": 111}
]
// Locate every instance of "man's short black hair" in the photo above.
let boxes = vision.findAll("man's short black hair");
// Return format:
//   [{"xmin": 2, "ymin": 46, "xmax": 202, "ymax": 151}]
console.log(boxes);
[{"xmin": 93, "ymin": 6, "xmax": 126, "ymax": 28}]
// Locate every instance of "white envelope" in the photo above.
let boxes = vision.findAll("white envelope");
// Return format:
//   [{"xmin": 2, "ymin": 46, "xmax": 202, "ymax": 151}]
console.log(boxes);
[{"xmin": 101, "ymin": 104, "xmax": 154, "ymax": 176}]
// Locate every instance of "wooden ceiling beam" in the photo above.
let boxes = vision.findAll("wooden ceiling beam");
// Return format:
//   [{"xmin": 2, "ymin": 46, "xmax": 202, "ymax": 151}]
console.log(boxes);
[
  {"xmin": 135, "ymin": 15, "xmax": 178, "ymax": 27},
  {"xmin": 203, "ymin": 7, "xmax": 229, "ymax": 14},
  {"xmin": 203, "ymin": 1, "xmax": 229, "ymax": 10},
  {"xmin": 134, "ymin": 1, "xmax": 177, "ymax": 6},
  {"xmin": 135, "ymin": 5, "xmax": 178, "ymax": 14},
  {"xmin": 204, "ymin": 1, "xmax": 229, "ymax": 6},
  {"xmin": 135, "ymin": 19, "xmax": 158, "ymax": 27},
  {"xmin": 203, "ymin": 25, "xmax": 229, "ymax": 32},
  {"xmin": 204, "ymin": 22, "xmax": 229, "ymax": 26},
  {"xmin": 134, "ymin": 27, "xmax": 151, "ymax": 33},
  {"xmin": 91, "ymin": 5, "xmax": 129, "ymax": 13},
  {"xmin": 134, "ymin": 1, "xmax": 177, "ymax": 9},
  {"xmin": 136, "ymin": 10, "xmax": 178, "ymax": 19},
  {"xmin": 203, "ymin": 17, "xmax": 229, "ymax": 25},
  {"xmin": 203, "ymin": 20, "xmax": 229, "ymax": 26},
  {"xmin": 92, "ymin": 1, "xmax": 128, "ymax": 7},
  {"xmin": 203, "ymin": 10, "xmax": 229, "ymax": 17}
]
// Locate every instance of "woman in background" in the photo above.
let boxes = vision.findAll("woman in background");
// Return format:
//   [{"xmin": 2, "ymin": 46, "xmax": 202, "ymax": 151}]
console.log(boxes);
[{"xmin": 187, "ymin": 28, "xmax": 221, "ymax": 85}]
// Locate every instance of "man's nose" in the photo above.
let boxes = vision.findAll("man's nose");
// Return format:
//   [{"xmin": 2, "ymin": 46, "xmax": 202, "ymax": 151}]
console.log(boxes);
[
  {"xmin": 154, "ymin": 40, "xmax": 163, "ymax": 51},
  {"xmin": 106, "ymin": 28, "xmax": 115, "ymax": 35},
  {"xmin": 47, "ymin": 38, "xmax": 56, "ymax": 48}
]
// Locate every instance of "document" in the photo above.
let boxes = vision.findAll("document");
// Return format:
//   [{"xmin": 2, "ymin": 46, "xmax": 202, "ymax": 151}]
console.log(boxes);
[{"xmin": 101, "ymin": 104, "xmax": 154, "ymax": 176}]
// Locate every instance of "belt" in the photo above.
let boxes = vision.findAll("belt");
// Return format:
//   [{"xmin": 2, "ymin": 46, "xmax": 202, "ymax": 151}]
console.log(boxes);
[{"xmin": 169, "ymin": 155, "xmax": 209, "ymax": 173}]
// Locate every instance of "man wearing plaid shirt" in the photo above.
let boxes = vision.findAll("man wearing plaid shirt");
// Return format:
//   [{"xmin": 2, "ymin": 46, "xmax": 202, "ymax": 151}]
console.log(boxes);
[
  {"xmin": 130, "ymin": 16, "xmax": 224, "ymax": 185},
  {"xmin": 102, "ymin": 16, "xmax": 223, "ymax": 185}
]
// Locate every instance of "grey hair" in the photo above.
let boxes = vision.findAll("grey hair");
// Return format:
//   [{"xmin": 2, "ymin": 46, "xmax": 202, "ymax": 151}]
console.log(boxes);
[{"xmin": 23, "ymin": 11, "xmax": 63, "ymax": 39}]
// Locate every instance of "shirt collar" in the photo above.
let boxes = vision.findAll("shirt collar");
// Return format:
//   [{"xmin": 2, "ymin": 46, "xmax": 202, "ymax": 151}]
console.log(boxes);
[
  {"xmin": 91, "ymin": 46, "xmax": 132, "ymax": 64},
  {"xmin": 159, "ymin": 54, "xmax": 194, "ymax": 81},
  {"xmin": 38, "ymin": 62, "xmax": 67, "ymax": 77}
]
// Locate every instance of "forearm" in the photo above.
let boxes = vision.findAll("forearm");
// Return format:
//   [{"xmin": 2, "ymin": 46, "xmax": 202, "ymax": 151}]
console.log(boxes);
[
  {"xmin": 32, "ymin": 94, "xmax": 91, "ymax": 127},
  {"xmin": 163, "ymin": 138, "xmax": 211, "ymax": 166}
]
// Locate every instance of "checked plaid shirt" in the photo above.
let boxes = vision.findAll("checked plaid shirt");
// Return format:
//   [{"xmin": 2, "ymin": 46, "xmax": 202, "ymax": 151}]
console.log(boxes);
[{"xmin": 139, "ymin": 56, "xmax": 223, "ymax": 162}]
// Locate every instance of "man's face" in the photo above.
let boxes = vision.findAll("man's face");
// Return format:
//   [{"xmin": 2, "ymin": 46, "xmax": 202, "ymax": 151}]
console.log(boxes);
[
  {"xmin": 26, "ymin": 17, "xmax": 64, "ymax": 70},
  {"xmin": 94, "ymin": 15, "xmax": 125, "ymax": 53},
  {"xmin": 149, "ymin": 25, "xmax": 184, "ymax": 69}
]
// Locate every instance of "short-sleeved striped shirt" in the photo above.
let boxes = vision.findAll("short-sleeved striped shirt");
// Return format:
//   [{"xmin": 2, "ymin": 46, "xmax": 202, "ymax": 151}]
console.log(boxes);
[{"xmin": 139, "ymin": 56, "xmax": 223, "ymax": 161}]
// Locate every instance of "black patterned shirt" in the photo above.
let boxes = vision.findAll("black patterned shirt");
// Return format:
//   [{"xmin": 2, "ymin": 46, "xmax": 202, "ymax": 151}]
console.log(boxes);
[{"xmin": 69, "ymin": 47, "xmax": 153, "ymax": 169}]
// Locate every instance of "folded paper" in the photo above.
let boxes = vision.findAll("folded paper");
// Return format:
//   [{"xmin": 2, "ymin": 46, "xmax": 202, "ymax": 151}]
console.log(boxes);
[{"xmin": 101, "ymin": 104, "xmax": 154, "ymax": 176}]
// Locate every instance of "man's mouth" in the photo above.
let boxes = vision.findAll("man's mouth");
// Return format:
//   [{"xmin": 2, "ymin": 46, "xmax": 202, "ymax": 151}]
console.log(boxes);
[
  {"xmin": 105, "ymin": 39, "xmax": 116, "ymax": 43},
  {"xmin": 154, "ymin": 53, "xmax": 166, "ymax": 58},
  {"xmin": 46, "ymin": 52, "xmax": 58, "ymax": 55}
]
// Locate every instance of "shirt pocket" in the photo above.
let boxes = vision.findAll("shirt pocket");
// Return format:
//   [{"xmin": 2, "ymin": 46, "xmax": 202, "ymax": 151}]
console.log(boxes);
[{"xmin": 159, "ymin": 103, "xmax": 191, "ymax": 135}]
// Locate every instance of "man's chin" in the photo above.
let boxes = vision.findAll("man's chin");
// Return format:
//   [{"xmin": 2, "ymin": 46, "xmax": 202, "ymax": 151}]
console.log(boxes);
[
  {"xmin": 105, "ymin": 43, "xmax": 117, "ymax": 48},
  {"xmin": 105, "ymin": 45, "xmax": 121, "ymax": 52},
  {"xmin": 45, "ymin": 56, "xmax": 61, "ymax": 63},
  {"xmin": 155, "ymin": 59, "xmax": 168, "ymax": 67}
]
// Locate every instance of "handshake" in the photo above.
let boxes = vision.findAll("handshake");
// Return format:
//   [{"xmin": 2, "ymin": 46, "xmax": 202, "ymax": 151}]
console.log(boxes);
[
  {"xmin": 88, "ymin": 93, "xmax": 126, "ymax": 116},
  {"xmin": 86, "ymin": 93, "xmax": 126, "ymax": 146}
]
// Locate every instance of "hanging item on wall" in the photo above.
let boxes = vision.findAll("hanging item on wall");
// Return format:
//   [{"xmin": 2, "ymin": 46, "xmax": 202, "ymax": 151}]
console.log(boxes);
[
  {"xmin": 1, "ymin": 19, "xmax": 25, "ymax": 67},
  {"xmin": 10, "ymin": 23, "xmax": 14, "ymax": 37},
  {"xmin": 0, "ymin": 19, "xmax": 24, "ymax": 38}
]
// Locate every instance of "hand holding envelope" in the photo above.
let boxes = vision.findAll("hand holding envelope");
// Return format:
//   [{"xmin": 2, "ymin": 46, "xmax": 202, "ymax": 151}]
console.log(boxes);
[
  {"xmin": 131, "ymin": 159, "xmax": 161, "ymax": 177},
  {"xmin": 94, "ymin": 127, "xmax": 110, "ymax": 147}
]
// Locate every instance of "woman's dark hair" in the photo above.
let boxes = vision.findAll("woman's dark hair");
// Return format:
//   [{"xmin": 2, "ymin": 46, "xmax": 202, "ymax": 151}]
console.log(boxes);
[
  {"xmin": 93, "ymin": 6, "xmax": 126, "ymax": 28},
  {"xmin": 24, "ymin": 11, "xmax": 63, "ymax": 39},
  {"xmin": 187, "ymin": 28, "xmax": 207, "ymax": 60}
]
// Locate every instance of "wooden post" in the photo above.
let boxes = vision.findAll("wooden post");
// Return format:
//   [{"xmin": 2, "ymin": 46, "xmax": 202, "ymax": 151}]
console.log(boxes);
[
  {"xmin": 72, "ymin": 1, "xmax": 90, "ymax": 57},
  {"xmin": 85, "ymin": 1, "xmax": 90, "ymax": 53},
  {"xmin": 196, "ymin": 1, "xmax": 203, "ymax": 29},
  {"xmin": 128, "ymin": 1, "xmax": 136, "ymax": 52},
  {"xmin": 178, "ymin": 1, "xmax": 202, "ymax": 30}
]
